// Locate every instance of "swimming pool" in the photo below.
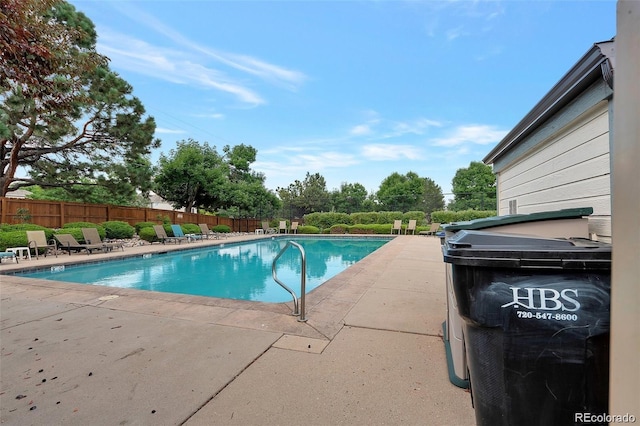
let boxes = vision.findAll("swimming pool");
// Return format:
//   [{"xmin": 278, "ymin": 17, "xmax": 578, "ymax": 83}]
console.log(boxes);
[{"xmin": 18, "ymin": 237, "xmax": 390, "ymax": 303}]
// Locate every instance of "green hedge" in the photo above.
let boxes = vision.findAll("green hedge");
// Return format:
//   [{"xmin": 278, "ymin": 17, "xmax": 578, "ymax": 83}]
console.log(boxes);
[
  {"xmin": 431, "ymin": 210, "xmax": 497, "ymax": 224},
  {"xmin": 61, "ymin": 223, "xmax": 108, "ymax": 240},
  {"xmin": 303, "ymin": 211, "xmax": 422, "ymax": 230},
  {"xmin": 375, "ymin": 211, "xmax": 404, "ymax": 225},
  {"xmin": 349, "ymin": 212, "xmax": 379, "ymax": 225},
  {"xmin": 181, "ymin": 223, "xmax": 201, "ymax": 235},
  {"xmin": 403, "ymin": 211, "xmax": 427, "ymax": 225},
  {"xmin": 329, "ymin": 224, "xmax": 350, "ymax": 234},
  {"xmin": 212, "ymin": 225, "xmax": 231, "ymax": 233},
  {"xmin": 328, "ymin": 223, "xmax": 402, "ymax": 235},
  {"xmin": 297, "ymin": 225, "xmax": 319, "ymax": 234},
  {"xmin": 348, "ymin": 224, "xmax": 389, "ymax": 234},
  {"xmin": 0, "ymin": 230, "xmax": 29, "ymax": 251},
  {"xmin": 134, "ymin": 222, "xmax": 157, "ymax": 234},
  {"xmin": 0, "ymin": 223, "xmax": 50, "ymax": 233},
  {"xmin": 305, "ymin": 212, "xmax": 353, "ymax": 229},
  {"xmin": 102, "ymin": 221, "xmax": 135, "ymax": 239},
  {"xmin": 0, "ymin": 225, "xmax": 55, "ymax": 251},
  {"xmin": 54, "ymin": 228, "xmax": 85, "ymax": 243},
  {"xmin": 138, "ymin": 227, "xmax": 158, "ymax": 243}
]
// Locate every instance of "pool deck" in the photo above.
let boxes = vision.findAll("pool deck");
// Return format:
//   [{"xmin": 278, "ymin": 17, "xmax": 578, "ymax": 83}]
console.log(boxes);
[{"xmin": 0, "ymin": 234, "xmax": 475, "ymax": 425}]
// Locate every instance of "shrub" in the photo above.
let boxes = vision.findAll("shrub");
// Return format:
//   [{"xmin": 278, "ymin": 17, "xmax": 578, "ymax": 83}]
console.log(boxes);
[
  {"xmin": 329, "ymin": 224, "xmax": 350, "ymax": 234},
  {"xmin": 297, "ymin": 225, "xmax": 319, "ymax": 234},
  {"xmin": 0, "ymin": 230, "xmax": 29, "ymax": 251},
  {"xmin": 181, "ymin": 223, "xmax": 201, "ymax": 235},
  {"xmin": 54, "ymin": 228, "xmax": 85, "ymax": 243},
  {"xmin": 455, "ymin": 210, "xmax": 498, "ymax": 221},
  {"xmin": 0, "ymin": 225, "xmax": 56, "ymax": 253},
  {"xmin": 102, "ymin": 221, "xmax": 135, "ymax": 239},
  {"xmin": 162, "ymin": 224, "xmax": 175, "ymax": 236},
  {"xmin": 403, "ymin": 211, "xmax": 427, "ymax": 225},
  {"xmin": 431, "ymin": 210, "xmax": 497, "ymax": 224},
  {"xmin": 349, "ymin": 224, "xmax": 389, "ymax": 234},
  {"xmin": 63, "ymin": 222, "xmax": 107, "ymax": 240},
  {"xmin": 63, "ymin": 221, "xmax": 103, "ymax": 230},
  {"xmin": 212, "ymin": 225, "xmax": 231, "ymax": 233},
  {"xmin": 138, "ymin": 227, "xmax": 158, "ymax": 243},
  {"xmin": 348, "ymin": 224, "xmax": 376, "ymax": 234},
  {"xmin": 134, "ymin": 222, "xmax": 157, "ymax": 234},
  {"xmin": 349, "ymin": 212, "xmax": 379, "ymax": 225},
  {"xmin": 0, "ymin": 223, "xmax": 50, "ymax": 232},
  {"xmin": 304, "ymin": 212, "xmax": 352, "ymax": 230},
  {"xmin": 430, "ymin": 211, "xmax": 457, "ymax": 224},
  {"xmin": 156, "ymin": 215, "xmax": 171, "ymax": 225},
  {"xmin": 376, "ymin": 211, "xmax": 403, "ymax": 224}
]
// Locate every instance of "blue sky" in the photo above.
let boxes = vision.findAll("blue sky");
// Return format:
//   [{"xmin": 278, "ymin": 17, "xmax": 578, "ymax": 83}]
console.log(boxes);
[{"xmin": 70, "ymin": 0, "xmax": 616, "ymax": 197}]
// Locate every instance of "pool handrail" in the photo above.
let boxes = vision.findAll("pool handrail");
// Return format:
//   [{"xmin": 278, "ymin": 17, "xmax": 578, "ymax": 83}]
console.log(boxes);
[{"xmin": 272, "ymin": 241, "xmax": 307, "ymax": 322}]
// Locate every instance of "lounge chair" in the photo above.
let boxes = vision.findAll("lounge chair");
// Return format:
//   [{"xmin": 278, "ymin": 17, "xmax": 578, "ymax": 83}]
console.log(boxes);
[
  {"xmin": 278, "ymin": 220, "xmax": 288, "ymax": 234},
  {"xmin": 419, "ymin": 222, "xmax": 441, "ymax": 236},
  {"xmin": 391, "ymin": 220, "xmax": 402, "ymax": 235},
  {"xmin": 54, "ymin": 234, "xmax": 108, "ymax": 255},
  {"xmin": 405, "ymin": 219, "xmax": 417, "ymax": 235},
  {"xmin": 262, "ymin": 221, "xmax": 276, "ymax": 234},
  {"xmin": 171, "ymin": 224, "xmax": 197, "ymax": 242},
  {"xmin": 0, "ymin": 251, "xmax": 18, "ymax": 263},
  {"xmin": 27, "ymin": 230, "xmax": 58, "ymax": 259},
  {"xmin": 198, "ymin": 223, "xmax": 221, "ymax": 240},
  {"xmin": 290, "ymin": 222, "xmax": 299, "ymax": 234},
  {"xmin": 153, "ymin": 225, "xmax": 187, "ymax": 244},
  {"xmin": 81, "ymin": 228, "xmax": 124, "ymax": 252}
]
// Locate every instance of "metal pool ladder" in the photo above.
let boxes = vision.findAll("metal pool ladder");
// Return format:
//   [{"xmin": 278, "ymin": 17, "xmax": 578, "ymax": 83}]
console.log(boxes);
[{"xmin": 272, "ymin": 241, "xmax": 307, "ymax": 322}]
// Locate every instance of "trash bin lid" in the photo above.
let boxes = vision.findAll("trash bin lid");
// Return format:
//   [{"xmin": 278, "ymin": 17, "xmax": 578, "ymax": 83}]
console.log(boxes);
[
  {"xmin": 443, "ymin": 229, "xmax": 611, "ymax": 270},
  {"xmin": 443, "ymin": 207, "xmax": 593, "ymax": 232}
]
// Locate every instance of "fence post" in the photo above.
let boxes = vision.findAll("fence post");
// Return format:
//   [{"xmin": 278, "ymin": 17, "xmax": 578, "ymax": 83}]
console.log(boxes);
[
  {"xmin": 59, "ymin": 202, "xmax": 65, "ymax": 228},
  {"xmin": 0, "ymin": 197, "xmax": 7, "ymax": 224}
]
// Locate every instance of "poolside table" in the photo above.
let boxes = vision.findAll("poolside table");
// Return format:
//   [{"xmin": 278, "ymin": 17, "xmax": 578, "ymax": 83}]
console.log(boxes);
[{"xmin": 7, "ymin": 246, "xmax": 31, "ymax": 260}]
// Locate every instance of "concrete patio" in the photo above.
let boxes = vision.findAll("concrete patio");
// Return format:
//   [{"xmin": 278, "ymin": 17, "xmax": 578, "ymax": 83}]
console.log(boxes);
[{"xmin": 0, "ymin": 234, "xmax": 475, "ymax": 425}]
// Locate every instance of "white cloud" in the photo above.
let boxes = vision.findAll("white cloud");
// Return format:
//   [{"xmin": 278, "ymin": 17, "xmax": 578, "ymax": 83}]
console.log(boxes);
[
  {"xmin": 361, "ymin": 144, "xmax": 423, "ymax": 161},
  {"xmin": 383, "ymin": 118, "xmax": 442, "ymax": 138},
  {"xmin": 97, "ymin": 33, "xmax": 266, "ymax": 106},
  {"xmin": 350, "ymin": 124, "xmax": 373, "ymax": 136},
  {"xmin": 349, "ymin": 114, "xmax": 440, "ymax": 139},
  {"xmin": 155, "ymin": 127, "xmax": 187, "ymax": 134},
  {"xmin": 446, "ymin": 26, "xmax": 466, "ymax": 41},
  {"xmin": 297, "ymin": 152, "xmax": 360, "ymax": 169},
  {"xmin": 193, "ymin": 113, "xmax": 225, "ymax": 120},
  {"xmin": 219, "ymin": 53, "xmax": 307, "ymax": 91},
  {"xmin": 107, "ymin": 3, "xmax": 306, "ymax": 91},
  {"xmin": 255, "ymin": 151, "xmax": 360, "ymax": 186},
  {"xmin": 430, "ymin": 124, "xmax": 508, "ymax": 147}
]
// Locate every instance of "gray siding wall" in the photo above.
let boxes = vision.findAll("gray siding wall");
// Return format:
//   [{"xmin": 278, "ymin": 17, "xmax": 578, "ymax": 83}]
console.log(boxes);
[{"xmin": 494, "ymin": 100, "xmax": 612, "ymax": 241}]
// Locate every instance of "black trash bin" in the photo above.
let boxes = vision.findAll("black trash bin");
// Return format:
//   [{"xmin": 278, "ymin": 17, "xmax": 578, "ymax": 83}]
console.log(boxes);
[{"xmin": 443, "ymin": 230, "xmax": 611, "ymax": 426}]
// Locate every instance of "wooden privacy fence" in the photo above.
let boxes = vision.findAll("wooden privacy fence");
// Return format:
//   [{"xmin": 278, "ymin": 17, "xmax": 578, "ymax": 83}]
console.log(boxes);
[{"xmin": 0, "ymin": 197, "xmax": 261, "ymax": 233}]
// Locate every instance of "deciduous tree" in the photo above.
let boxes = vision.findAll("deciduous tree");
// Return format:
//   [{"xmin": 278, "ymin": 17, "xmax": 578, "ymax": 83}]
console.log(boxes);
[
  {"xmin": 448, "ymin": 161, "xmax": 496, "ymax": 211},
  {"xmin": 330, "ymin": 182, "xmax": 369, "ymax": 213},
  {"xmin": 154, "ymin": 139, "xmax": 280, "ymax": 215},
  {"xmin": 277, "ymin": 172, "xmax": 331, "ymax": 217},
  {"xmin": 154, "ymin": 140, "xmax": 227, "ymax": 212},
  {"xmin": 376, "ymin": 172, "xmax": 424, "ymax": 212}
]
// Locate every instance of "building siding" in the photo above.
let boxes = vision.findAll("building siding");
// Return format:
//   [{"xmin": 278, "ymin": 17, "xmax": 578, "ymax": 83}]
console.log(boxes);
[{"xmin": 495, "ymin": 102, "xmax": 611, "ymax": 241}]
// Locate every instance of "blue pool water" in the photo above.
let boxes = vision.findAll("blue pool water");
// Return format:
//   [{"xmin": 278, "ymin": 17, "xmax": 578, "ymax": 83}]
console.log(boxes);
[{"xmin": 19, "ymin": 237, "xmax": 390, "ymax": 302}]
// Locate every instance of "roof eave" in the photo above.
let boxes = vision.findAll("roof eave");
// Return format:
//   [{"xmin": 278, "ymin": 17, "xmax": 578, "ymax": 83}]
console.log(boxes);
[{"xmin": 483, "ymin": 39, "xmax": 615, "ymax": 165}]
